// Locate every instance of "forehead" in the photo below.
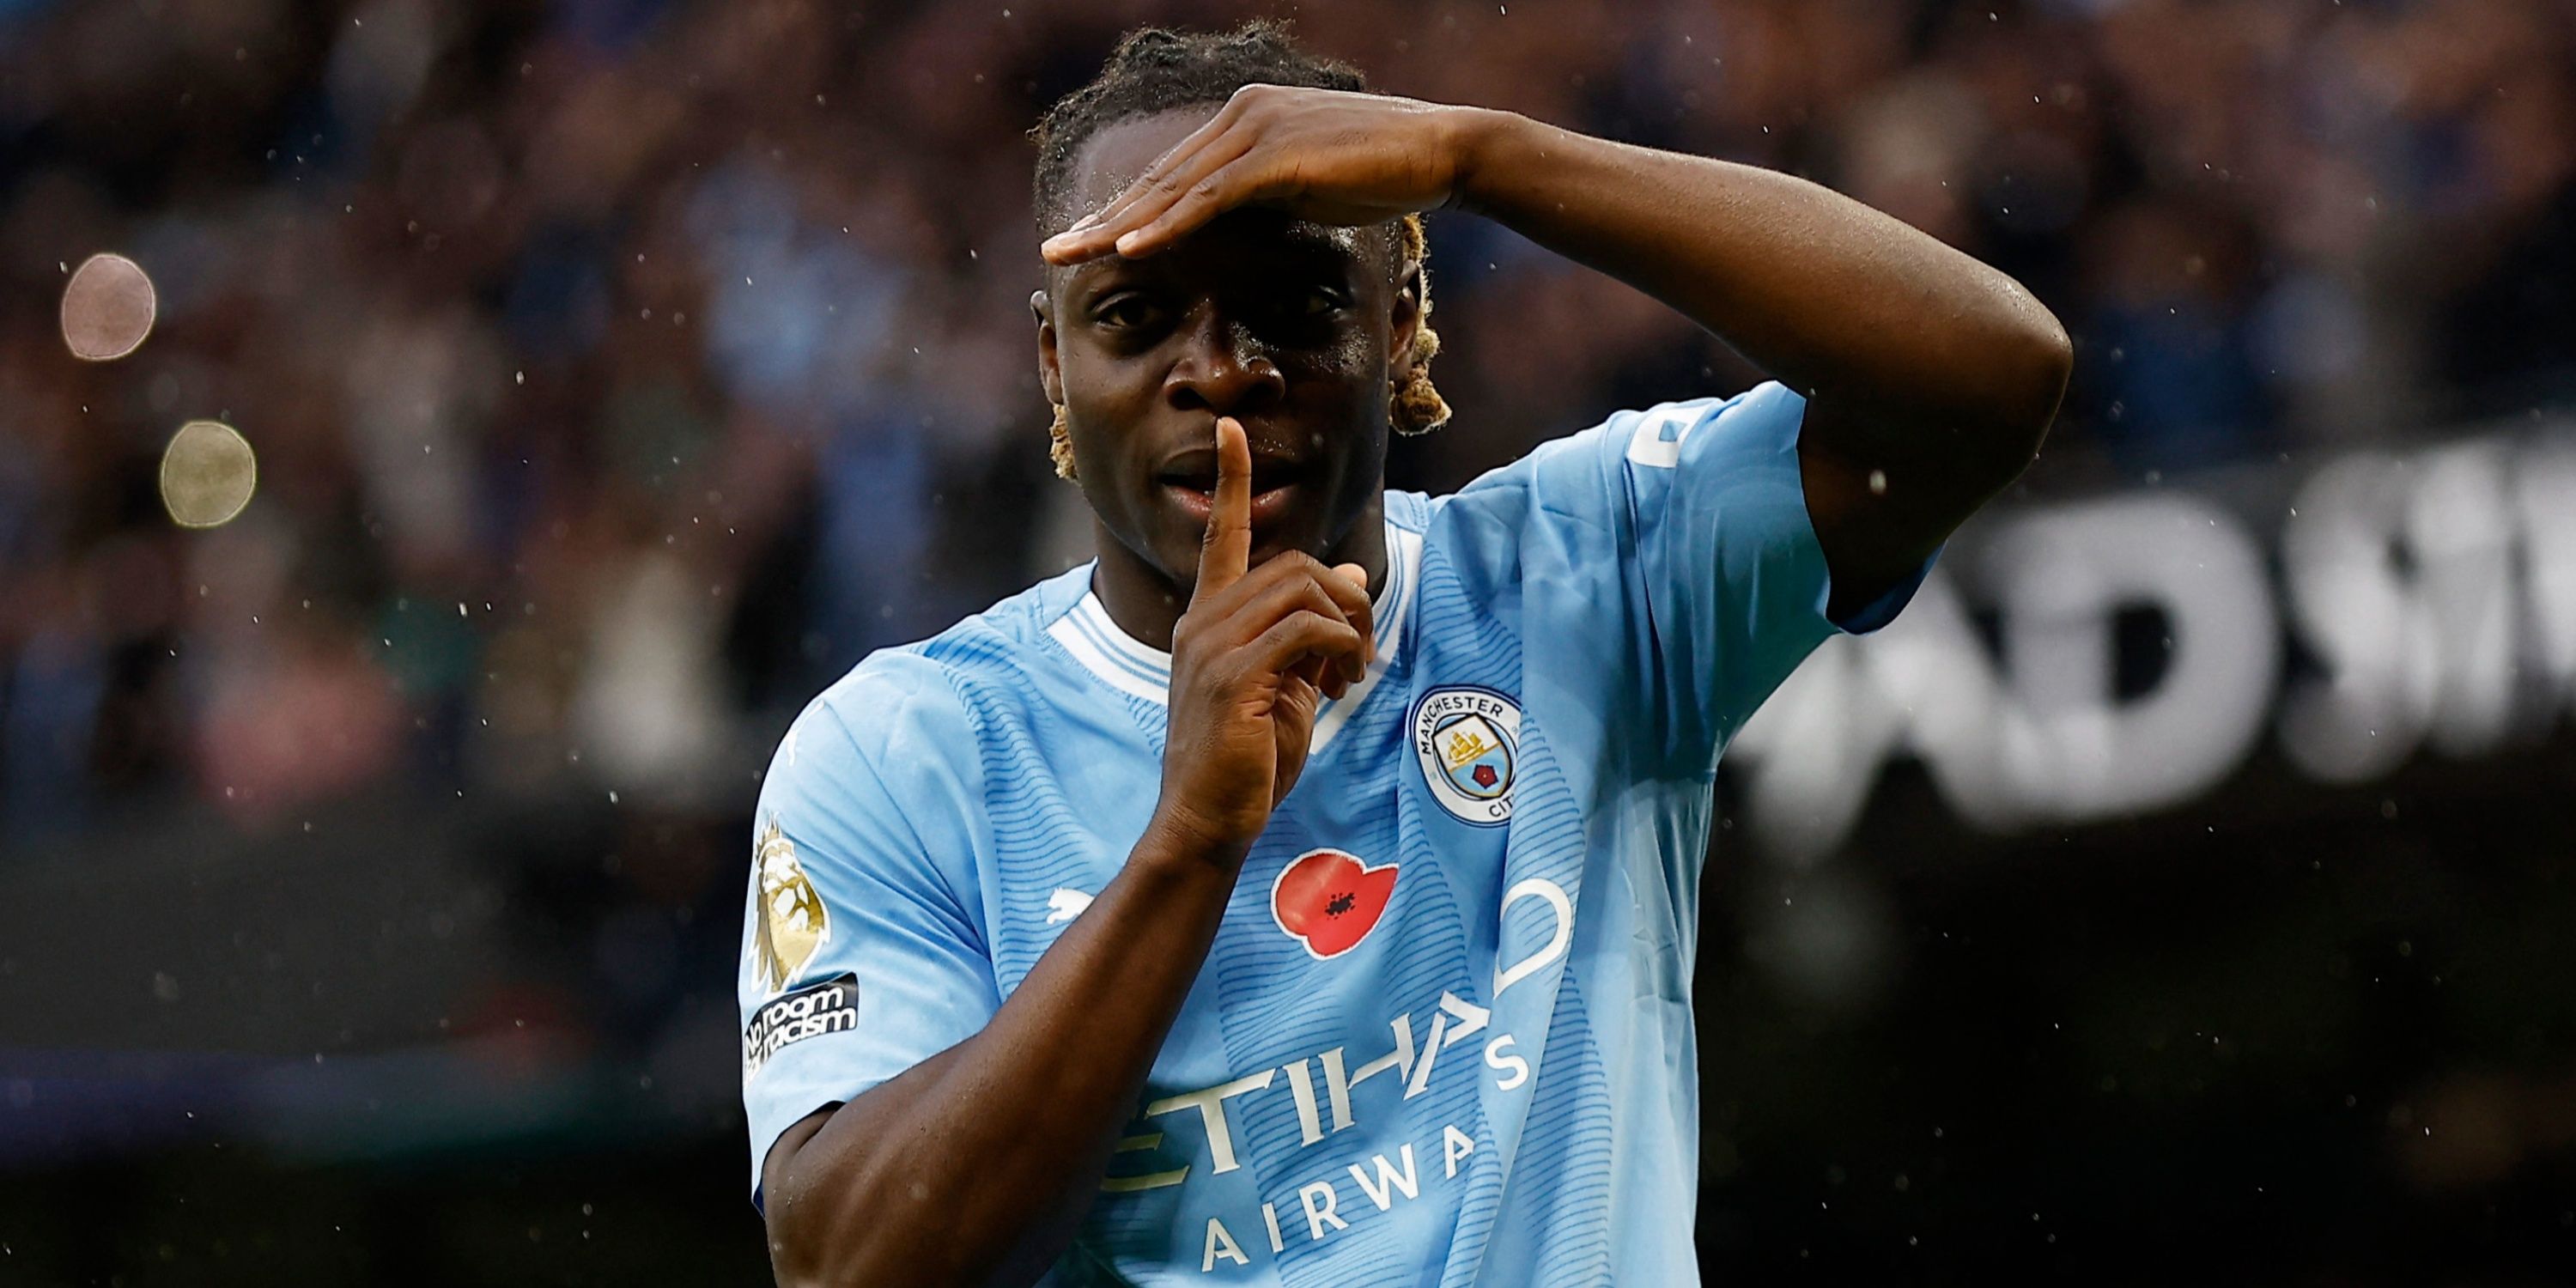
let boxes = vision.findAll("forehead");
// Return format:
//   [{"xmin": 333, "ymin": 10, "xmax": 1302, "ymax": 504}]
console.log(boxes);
[
  {"xmin": 1068, "ymin": 107, "xmax": 1218, "ymax": 218},
  {"xmin": 1055, "ymin": 106, "xmax": 1380, "ymax": 273}
]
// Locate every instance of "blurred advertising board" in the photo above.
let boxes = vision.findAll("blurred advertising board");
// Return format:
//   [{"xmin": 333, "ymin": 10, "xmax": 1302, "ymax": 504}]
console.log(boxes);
[{"xmin": 1727, "ymin": 413, "xmax": 2576, "ymax": 862}]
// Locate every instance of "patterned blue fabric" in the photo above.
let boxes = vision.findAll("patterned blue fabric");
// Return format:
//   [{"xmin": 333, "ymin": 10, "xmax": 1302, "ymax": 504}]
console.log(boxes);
[{"xmin": 738, "ymin": 382, "xmax": 1926, "ymax": 1284}]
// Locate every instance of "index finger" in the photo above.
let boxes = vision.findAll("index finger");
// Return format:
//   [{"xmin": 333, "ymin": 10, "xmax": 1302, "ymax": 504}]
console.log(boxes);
[
  {"xmin": 1194, "ymin": 416, "xmax": 1253, "ymax": 602},
  {"xmin": 1043, "ymin": 129, "xmax": 1255, "ymax": 265},
  {"xmin": 1042, "ymin": 100, "xmax": 1245, "ymax": 264}
]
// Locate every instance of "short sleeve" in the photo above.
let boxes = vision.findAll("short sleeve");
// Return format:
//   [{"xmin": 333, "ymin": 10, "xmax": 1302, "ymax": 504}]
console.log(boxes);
[
  {"xmin": 738, "ymin": 657, "xmax": 998, "ymax": 1205},
  {"xmin": 1459, "ymin": 381, "xmax": 1932, "ymax": 764}
]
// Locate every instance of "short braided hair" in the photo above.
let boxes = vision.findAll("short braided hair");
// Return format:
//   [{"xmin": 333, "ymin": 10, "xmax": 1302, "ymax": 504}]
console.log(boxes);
[{"xmin": 1031, "ymin": 21, "xmax": 1449, "ymax": 480}]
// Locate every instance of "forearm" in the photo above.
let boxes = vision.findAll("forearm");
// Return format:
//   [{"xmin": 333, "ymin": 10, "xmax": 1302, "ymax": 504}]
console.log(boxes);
[
  {"xmin": 766, "ymin": 819, "xmax": 1244, "ymax": 1288},
  {"xmin": 1449, "ymin": 108, "xmax": 2068, "ymax": 446}
]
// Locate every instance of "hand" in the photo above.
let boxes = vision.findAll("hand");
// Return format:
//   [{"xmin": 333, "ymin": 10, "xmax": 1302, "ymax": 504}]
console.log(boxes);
[
  {"xmin": 1151, "ymin": 416, "xmax": 1374, "ymax": 859},
  {"xmin": 1041, "ymin": 85, "xmax": 1478, "ymax": 265}
]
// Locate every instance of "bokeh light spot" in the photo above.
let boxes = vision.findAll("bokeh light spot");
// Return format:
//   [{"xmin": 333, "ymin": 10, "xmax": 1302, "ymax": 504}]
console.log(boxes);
[
  {"xmin": 160, "ymin": 420, "xmax": 258, "ymax": 529},
  {"xmin": 60, "ymin": 252, "xmax": 157, "ymax": 361}
]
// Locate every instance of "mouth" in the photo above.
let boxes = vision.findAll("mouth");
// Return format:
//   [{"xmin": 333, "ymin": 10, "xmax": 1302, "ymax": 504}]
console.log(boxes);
[{"xmin": 1157, "ymin": 451, "xmax": 1313, "ymax": 527}]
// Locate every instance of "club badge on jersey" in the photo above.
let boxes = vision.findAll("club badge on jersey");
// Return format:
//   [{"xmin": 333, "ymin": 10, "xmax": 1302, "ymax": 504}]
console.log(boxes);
[{"xmin": 1411, "ymin": 686, "xmax": 1522, "ymax": 825}]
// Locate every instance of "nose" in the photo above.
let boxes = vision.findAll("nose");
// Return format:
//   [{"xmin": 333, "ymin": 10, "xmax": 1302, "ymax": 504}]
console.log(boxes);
[{"xmin": 1163, "ymin": 307, "xmax": 1284, "ymax": 419}]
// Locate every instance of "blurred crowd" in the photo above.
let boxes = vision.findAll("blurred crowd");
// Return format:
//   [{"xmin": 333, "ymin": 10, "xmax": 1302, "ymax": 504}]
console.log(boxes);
[{"xmin": 1, "ymin": 0, "xmax": 2571, "ymax": 845}]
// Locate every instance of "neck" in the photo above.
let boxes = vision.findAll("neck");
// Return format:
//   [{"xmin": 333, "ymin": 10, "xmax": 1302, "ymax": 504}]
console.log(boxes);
[{"xmin": 1090, "ymin": 495, "xmax": 1390, "ymax": 652}]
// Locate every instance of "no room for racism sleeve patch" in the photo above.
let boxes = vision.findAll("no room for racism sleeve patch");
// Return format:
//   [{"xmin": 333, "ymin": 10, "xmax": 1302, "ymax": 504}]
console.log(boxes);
[{"xmin": 743, "ymin": 972, "xmax": 860, "ymax": 1082}]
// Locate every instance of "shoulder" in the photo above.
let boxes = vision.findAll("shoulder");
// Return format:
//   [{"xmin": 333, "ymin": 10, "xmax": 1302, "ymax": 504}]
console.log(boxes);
[
  {"xmin": 795, "ymin": 650, "xmax": 969, "ymax": 772},
  {"xmin": 1492, "ymin": 384, "xmax": 1801, "ymax": 483},
  {"xmin": 786, "ymin": 564, "xmax": 1093, "ymax": 780},
  {"xmin": 1419, "ymin": 384, "xmax": 1806, "ymax": 526}
]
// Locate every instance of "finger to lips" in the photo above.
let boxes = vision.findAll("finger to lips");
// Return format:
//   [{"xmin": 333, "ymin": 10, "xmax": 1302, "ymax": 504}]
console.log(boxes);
[{"xmin": 1194, "ymin": 416, "xmax": 1253, "ymax": 602}]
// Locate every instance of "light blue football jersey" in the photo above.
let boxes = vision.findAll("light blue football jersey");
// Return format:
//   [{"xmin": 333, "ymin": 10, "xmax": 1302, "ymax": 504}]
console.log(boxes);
[{"xmin": 738, "ymin": 382, "xmax": 1925, "ymax": 1285}]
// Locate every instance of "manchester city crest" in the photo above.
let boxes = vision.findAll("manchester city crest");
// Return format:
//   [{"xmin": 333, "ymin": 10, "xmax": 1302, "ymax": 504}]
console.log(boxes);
[{"xmin": 1411, "ymin": 686, "xmax": 1522, "ymax": 825}]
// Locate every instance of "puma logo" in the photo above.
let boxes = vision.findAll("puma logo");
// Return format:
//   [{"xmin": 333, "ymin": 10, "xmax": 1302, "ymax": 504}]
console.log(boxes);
[{"xmin": 1045, "ymin": 888, "xmax": 1095, "ymax": 925}]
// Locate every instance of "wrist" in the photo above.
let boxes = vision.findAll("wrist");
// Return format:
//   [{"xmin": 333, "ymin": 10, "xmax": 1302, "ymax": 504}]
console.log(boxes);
[
  {"xmin": 1135, "ymin": 804, "xmax": 1255, "ymax": 876},
  {"xmin": 1441, "ymin": 106, "xmax": 1534, "ymax": 218}
]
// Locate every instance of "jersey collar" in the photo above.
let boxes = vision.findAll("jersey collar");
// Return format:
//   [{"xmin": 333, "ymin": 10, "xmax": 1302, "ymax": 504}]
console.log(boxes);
[{"xmin": 1048, "ymin": 520, "xmax": 1422, "ymax": 738}]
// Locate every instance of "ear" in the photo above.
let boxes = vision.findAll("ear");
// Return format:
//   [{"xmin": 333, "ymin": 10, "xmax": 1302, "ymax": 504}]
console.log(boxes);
[
  {"xmin": 1030, "ymin": 288, "xmax": 1064, "ymax": 404},
  {"xmin": 1386, "ymin": 257, "xmax": 1424, "ymax": 379}
]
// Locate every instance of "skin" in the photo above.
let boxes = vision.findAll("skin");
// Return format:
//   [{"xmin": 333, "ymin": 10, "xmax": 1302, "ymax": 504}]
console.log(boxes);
[{"xmin": 761, "ymin": 86, "xmax": 2070, "ymax": 1288}]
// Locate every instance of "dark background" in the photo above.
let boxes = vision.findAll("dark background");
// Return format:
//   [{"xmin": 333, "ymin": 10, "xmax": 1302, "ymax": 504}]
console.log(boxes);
[{"xmin": 3, "ymin": 0, "xmax": 2573, "ymax": 1283}]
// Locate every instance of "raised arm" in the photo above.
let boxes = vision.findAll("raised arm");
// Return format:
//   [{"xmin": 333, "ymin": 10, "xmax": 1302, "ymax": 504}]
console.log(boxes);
[
  {"xmin": 1449, "ymin": 111, "xmax": 2069, "ymax": 611},
  {"xmin": 1044, "ymin": 87, "xmax": 2073, "ymax": 616},
  {"xmin": 760, "ymin": 421, "xmax": 1374, "ymax": 1287}
]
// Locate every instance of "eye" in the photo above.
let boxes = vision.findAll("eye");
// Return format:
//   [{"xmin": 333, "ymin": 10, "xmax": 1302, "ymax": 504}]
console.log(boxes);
[
  {"xmin": 1092, "ymin": 293, "xmax": 1165, "ymax": 330},
  {"xmin": 1294, "ymin": 286, "xmax": 1348, "ymax": 318}
]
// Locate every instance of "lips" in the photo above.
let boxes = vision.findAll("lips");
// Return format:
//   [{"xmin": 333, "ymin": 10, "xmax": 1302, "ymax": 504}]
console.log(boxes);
[
  {"xmin": 1163, "ymin": 477, "xmax": 1303, "ymax": 526},
  {"xmin": 1156, "ymin": 447, "xmax": 1308, "ymax": 491},
  {"xmin": 1157, "ymin": 449, "xmax": 1312, "ymax": 526}
]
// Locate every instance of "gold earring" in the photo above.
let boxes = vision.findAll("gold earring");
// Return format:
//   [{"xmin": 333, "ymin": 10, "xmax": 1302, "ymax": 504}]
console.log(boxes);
[{"xmin": 1048, "ymin": 403, "xmax": 1078, "ymax": 480}]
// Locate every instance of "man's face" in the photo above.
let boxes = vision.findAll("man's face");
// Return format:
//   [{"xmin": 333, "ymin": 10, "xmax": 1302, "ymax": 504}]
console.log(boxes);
[{"xmin": 1035, "ymin": 106, "xmax": 1417, "ymax": 593}]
